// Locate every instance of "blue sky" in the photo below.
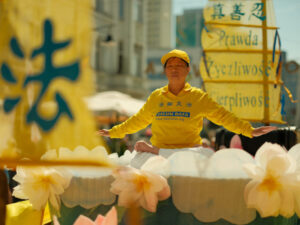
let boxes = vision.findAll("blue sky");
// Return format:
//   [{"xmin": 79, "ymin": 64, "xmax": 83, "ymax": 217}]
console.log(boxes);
[{"xmin": 173, "ymin": 0, "xmax": 300, "ymax": 64}]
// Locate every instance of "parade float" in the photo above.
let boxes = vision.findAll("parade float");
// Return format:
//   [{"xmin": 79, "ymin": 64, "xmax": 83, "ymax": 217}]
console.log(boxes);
[{"xmin": 11, "ymin": 144, "xmax": 300, "ymax": 225}]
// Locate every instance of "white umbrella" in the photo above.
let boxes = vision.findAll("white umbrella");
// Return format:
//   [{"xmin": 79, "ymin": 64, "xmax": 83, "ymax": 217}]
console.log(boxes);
[{"xmin": 85, "ymin": 91, "xmax": 145, "ymax": 116}]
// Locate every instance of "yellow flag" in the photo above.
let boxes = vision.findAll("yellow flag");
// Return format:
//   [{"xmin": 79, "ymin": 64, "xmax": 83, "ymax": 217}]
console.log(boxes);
[
  {"xmin": 0, "ymin": 0, "xmax": 105, "ymax": 159},
  {"xmin": 6, "ymin": 201, "xmax": 51, "ymax": 225}
]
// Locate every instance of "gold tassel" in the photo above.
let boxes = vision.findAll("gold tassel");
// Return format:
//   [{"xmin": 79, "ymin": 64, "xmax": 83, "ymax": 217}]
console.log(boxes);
[{"xmin": 283, "ymin": 85, "xmax": 298, "ymax": 103}]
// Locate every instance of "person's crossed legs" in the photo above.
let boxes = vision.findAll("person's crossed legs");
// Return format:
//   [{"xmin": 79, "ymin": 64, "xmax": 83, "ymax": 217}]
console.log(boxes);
[{"xmin": 134, "ymin": 140, "xmax": 159, "ymax": 155}]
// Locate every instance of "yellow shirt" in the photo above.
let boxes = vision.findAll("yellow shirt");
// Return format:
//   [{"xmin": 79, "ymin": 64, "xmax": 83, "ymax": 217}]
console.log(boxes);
[{"xmin": 109, "ymin": 83, "xmax": 254, "ymax": 148}]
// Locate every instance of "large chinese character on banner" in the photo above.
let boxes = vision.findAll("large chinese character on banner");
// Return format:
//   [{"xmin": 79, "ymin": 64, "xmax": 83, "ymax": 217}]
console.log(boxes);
[
  {"xmin": 0, "ymin": 0, "xmax": 104, "ymax": 160},
  {"xmin": 200, "ymin": 0, "xmax": 284, "ymax": 124}
]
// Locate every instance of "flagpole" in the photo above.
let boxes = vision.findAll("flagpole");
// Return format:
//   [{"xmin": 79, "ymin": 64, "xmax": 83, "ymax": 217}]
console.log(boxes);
[{"xmin": 262, "ymin": 0, "xmax": 270, "ymax": 125}]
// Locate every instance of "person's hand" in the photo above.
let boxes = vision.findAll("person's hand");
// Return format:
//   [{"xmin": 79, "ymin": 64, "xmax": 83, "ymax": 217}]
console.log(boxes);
[
  {"xmin": 97, "ymin": 129, "xmax": 110, "ymax": 137},
  {"xmin": 134, "ymin": 140, "xmax": 159, "ymax": 155},
  {"xmin": 252, "ymin": 126, "xmax": 277, "ymax": 137}
]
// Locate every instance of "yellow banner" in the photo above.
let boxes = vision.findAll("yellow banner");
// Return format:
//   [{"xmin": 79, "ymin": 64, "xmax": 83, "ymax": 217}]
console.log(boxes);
[
  {"xmin": 200, "ymin": 53, "xmax": 280, "ymax": 81},
  {"xmin": 202, "ymin": 27, "xmax": 277, "ymax": 51},
  {"xmin": 201, "ymin": 0, "xmax": 283, "ymax": 124},
  {"xmin": 205, "ymin": 83, "xmax": 283, "ymax": 123},
  {"xmin": 0, "ymin": 0, "xmax": 104, "ymax": 159},
  {"xmin": 204, "ymin": 0, "xmax": 276, "ymax": 26}
]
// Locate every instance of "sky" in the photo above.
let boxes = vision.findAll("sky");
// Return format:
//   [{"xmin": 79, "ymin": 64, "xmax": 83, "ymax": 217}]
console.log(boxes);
[{"xmin": 173, "ymin": 0, "xmax": 300, "ymax": 64}]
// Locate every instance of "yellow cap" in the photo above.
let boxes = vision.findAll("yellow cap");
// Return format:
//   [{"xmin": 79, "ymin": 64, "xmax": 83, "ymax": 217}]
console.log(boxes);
[{"xmin": 161, "ymin": 49, "xmax": 190, "ymax": 65}]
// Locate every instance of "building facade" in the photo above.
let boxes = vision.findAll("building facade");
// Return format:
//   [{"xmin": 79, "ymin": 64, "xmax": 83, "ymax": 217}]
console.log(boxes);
[
  {"xmin": 146, "ymin": 48, "xmax": 171, "ymax": 93},
  {"xmin": 176, "ymin": 8, "xmax": 203, "ymax": 48},
  {"xmin": 296, "ymin": 64, "xmax": 300, "ymax": 129},
  {"xmin": 296, "ymin": 65, "xmax": 300, "ymax": 129},
  {"xmin": 146, "ymin": 0, "xmax": 173, "ymax": 49},
  {"xmin": 92, "ymin": 0, "xmax": 148, "ymax": 99}
]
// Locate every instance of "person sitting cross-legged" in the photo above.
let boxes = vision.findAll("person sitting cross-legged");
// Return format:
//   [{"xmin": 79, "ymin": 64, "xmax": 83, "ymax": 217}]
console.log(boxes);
[{"xmin": 98, "ymin": 49, "xmax": 276, "ymax": 154}]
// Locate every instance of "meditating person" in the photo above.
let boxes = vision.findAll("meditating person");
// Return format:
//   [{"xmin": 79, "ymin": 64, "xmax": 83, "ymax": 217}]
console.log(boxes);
[{"xmin": 98, "ymin": 49, "xmax": 276, "ymax": 154}]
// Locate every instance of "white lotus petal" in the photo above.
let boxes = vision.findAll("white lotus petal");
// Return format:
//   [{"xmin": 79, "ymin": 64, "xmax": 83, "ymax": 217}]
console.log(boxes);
[
  {"xmin": 28, "ymin": 188, "xmax": 50, "ymax": 210},
  {"xmin": 289, "ymin": 143, "xmax": 300, "ymax": 154},
  {"xmin": 168, "ymin": 151, "xmax": 208, "ymax": 177},
  {"xmin": 59, "ymin": 147, "xmax": 73, "ymax": 159},
  {"xmin": 244, "ymin": 142, "xmax": 300, "ymax": 218},
  {"xmin": 42, "ymin": 145, "xmax": 111, "ymax": 165},
  {"xmin": 74, "ymin": 145, "xmax": 88, "ymax": 152},
  {"xmin": 109, "ymin": 151, "xmax": 136, "ymax": 166},
  {"xmin": 255, "ymin": 143, "xmax": 286, "ymax": 169},
  {"xmin": 244, "ymin": 180, "xmax": 257, "ymax": 202},
  {"xmin": 288, "ymin": 144, "xmax": 300, "ymax": 172},
  {"xmin": 49, "ymin": 193, "xmax": 60, "ymax": 211},
  {"xmin": 109, "ymin": 153, "xmax": 118, "ymax": 159},
  {"xmin": 203, "ymin": 149, "xmax": 254, "ymax": 179},
  {"xmin": 247, "ymin": 185, "xmax": 281, "ymax": 217},
  {"xmin": 141, "ymin": 156, "xmax": 170, "ymax": 178},
  {"xmin": 12, "ymin": 167, "xmax": 72, "ymax": 211},
  {"xmin": 265, "ymin": 154, "xmax": 293, "ymax": 176},
  {"xmin": 119, "ymin": 150, "xmax": 137, "ymax": 165},
  {"xmin": 91, "ymin": 145, "xmax": 108, "ymax": 154},
  {"xmin": 41, "ymin": 149, "xmax": 58, "ymax": 160},
  {"xmin": 292, "ymin": 186, "xmax": 300, "ymax": 217},
  {"xmin": 243, "ymin": 164, "xmax": 264, "ymax": 180},
  {"xmin": 279, "ymin": 185, "xmax": 295, "ymax": 218},
  {"xmin": 12, "ymin": 186, "xmax": 28, "ymax": 199},
  {"xmin": 198, "ymin": 147, "xmax": 215, "ymax": 157}
]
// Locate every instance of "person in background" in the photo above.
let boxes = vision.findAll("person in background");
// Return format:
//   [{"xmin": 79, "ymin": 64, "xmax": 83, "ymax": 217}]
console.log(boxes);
[
  {"xmin": 98, "ymin": 49, "xmax": 276, "ymax": 154},
  {"xmin": 201, "ymin": 138, "xmax": 213, "ymax": 150}
]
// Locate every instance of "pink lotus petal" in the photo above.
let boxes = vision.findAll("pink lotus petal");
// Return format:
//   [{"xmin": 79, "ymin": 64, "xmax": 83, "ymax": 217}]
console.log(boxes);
[
  {"xmin": 101, "ymin": 206, "xmax": 118, "ymax": 225},
  {"xmin": 73, "ymin": 215, "xmax": 95, "ymax": 225},
  {"xmin": 157, "ymin": 184, "xmax": 171, "ymax": 201},
  {"xmin": 94, "ymin": 215, "xmax": 104, "ymax": 225},
  {"xmin": 111, "ymin": 166, "xmax": 171, "ymax": 212},
  {"xmin": 143, "ymin": 190, "xmax": 159, "ymax": 212},
  {"xmin": 73, "ymin": 207, "xmax": 117, "ymax": 225}
]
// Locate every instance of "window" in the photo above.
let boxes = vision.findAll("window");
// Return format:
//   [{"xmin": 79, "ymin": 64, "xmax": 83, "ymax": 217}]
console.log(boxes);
[
  {"xmin": 119, "ymin": 0, "xmax": 124, "ymax": 20},
  {"xmin": 96, "ymin": 0, "xmax": 112, "ymax": 16},
  {"xmin": 134, "ymin": 0, "xmax": 143, "ymax": 23}
]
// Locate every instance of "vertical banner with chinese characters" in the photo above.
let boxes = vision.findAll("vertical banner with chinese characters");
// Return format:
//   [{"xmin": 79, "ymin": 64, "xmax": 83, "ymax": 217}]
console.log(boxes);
[
  {"xmin": 200, "ymin": 0, "xmax": 284, "ymax": 124},
  {"xmin": 0, "ymin": 0, "xmax": 104, "ymax": 159}
]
